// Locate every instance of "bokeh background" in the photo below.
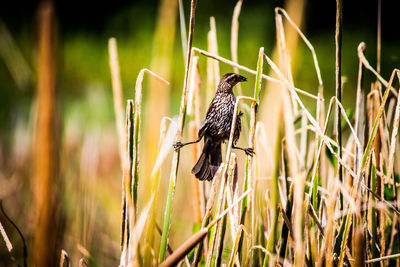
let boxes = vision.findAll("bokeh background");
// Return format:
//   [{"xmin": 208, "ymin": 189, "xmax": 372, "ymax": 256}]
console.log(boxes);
[{"xmin": 0, "ymin": 0, "xmax": 399, "ymax": 266}]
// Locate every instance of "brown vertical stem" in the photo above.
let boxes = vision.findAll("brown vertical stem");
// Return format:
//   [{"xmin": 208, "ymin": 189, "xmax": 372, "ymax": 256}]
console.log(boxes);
[
  {"xmin": 32, "ymin": 2, "xmax": 62, "ymax": 266},
  {"xmin": 190, "ymin": 122, "xmax": 202, "ymax": 223},
  {"xmin": 377, "ymin": 0, "xmax": 381, "ymax": 74},
  {"xmin": 353, "ymin": 228, "xmax": 366, "ymax": 267},
  {"xmin": 372, "ymin": 83, "xmax": 385, "ymax": 256},
  {"xmin": 335, "ymin": 0, "xmax": 343, "ymax": 208}
]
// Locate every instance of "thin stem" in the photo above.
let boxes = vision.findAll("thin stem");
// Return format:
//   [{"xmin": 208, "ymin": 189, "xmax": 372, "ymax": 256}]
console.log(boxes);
[
  {"xmin": 335, "ymin": 0, "xmax": 343, "ymax": 206},
  {"xmin": 159, "ymin": 0, "xmax": 197, "ymax": 262}
]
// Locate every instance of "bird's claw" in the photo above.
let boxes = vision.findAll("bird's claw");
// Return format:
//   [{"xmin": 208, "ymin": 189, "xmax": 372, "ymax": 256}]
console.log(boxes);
[
  {"xmin": 244, "ymin": 147, "xmax": 255, "ymax": 156},
  {"xmin": 173, "ymin": 141, "xmax": 184, "ymax": 151}
]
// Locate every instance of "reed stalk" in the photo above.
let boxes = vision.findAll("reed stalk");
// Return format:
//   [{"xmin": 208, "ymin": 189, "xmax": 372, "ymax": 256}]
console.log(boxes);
[
  {"xmin": 32, "ymin": 2, "xmax": 62, "ymax": 266},
  {"xmin": 108, "ymin": 37, "xmax": 124, "ymax": 162},
  {"xmin": 335, "ymin": 0, "xmax": 343, "ymax": 209},
  {"xmin": 159, "ymin": 0, "xmax": 197, "ymax": 262}
]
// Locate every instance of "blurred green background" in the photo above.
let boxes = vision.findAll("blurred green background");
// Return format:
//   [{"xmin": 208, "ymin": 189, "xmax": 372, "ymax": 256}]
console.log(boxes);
[
  {"xmin": 0, "ymin": 0, "xmax": 399, "ymax": 265},
  {"xmin": 1, "ymin": 0, "xmax": 399, "ymax": 143}
]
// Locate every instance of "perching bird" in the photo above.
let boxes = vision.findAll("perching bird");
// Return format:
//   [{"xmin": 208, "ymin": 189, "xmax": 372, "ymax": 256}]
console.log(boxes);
[{"xmin": 173, "ymin": 73, "xmax": 254, "ymax": 181}]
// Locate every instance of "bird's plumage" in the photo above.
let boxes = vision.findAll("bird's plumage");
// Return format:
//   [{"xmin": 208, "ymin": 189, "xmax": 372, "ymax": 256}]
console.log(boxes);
[
  {"xmin": 191, "ymin": 73, "xmax": 245, "ymax": 181},
  {"xmin": 174, "ymin": 73, "xmax": 253, "ymax": 181}
]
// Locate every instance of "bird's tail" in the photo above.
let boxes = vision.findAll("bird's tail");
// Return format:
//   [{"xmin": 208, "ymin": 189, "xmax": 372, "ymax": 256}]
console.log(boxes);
[{"xmin": 191, "ymin": 137, "xmax": 222, "ymax": 181}]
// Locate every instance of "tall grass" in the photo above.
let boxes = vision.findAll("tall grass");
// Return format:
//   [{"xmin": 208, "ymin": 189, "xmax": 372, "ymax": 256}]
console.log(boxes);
[
  {"xmin": 111, "ymin": 2, "xmax": 400, "ymax": 266},
  {"xmin": 3, "ymin": 1, "xmax": 397, "ymax": 266}
]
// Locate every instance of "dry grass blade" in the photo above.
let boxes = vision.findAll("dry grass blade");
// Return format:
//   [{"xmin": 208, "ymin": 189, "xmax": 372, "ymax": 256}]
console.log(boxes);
[
  {"xmin": 354, "ymin": 45, "xmax": 365, "ymax": 173},
  {"xmin": 108, "ymin": 37, "xmax": 124, "ymax": 162},
  {"xmin": 192, "ymin": 47, "xmax": 319, "ymax": 100},
  {"xmin": 0, "ymin": 20, "xmax": 32, "ymax": 89},
  {"xmin": 186, "ymin": 56, "xmax": 199, "ymax": 116},
  {"xmin": 275, "ymin": 7, "xmax": 322, "ymax": 86},
  {"xmin": 231, "ymin": 0, "xmax": 242, "ymax": 67},
  {"xmin": 309, "ymin": 97, "xmax": 334, "ymax": 196},
  {"xmin": 79, "ymin": 258, "xmax": 88, "ymax": 267},
  {"xmin": 386, "ymin": 72, "xmax": 400, "ymax": 187},
  {"xmin": 274, "ymin": 9, "xmax": 306, "ymax": 264},
  {"xmin": 126, "ymin": 198, "xmax": 154, "ymax": 265},
  {"xmin": 225, "ymin": 96, "xmax": 256, "ymax": 174},
  {"xmin": 0, "ymin": 220, "xmax": 12, "ymax": 252},
  {"xmin": 366, "ymin": 253, "xmax": 400, "ymax": 263},
  {"xmin": 357, "ymin": 42, "xmax": 398, "ymax": 96},
  {"xmin": 0, "ymin": 201, "xmax": 27, "ymax": 267},
  {"xmin": 231, "ymin": 0, "xmax": 243, "ymax": 96},
  {"xmin": 150, "ymin": 117, "xmax": 178, "ymax": 178},
  {"xmin": 264, "ymin": 52, "xmax": 360, "ymax": 181},
  {"xmin": 160, "ymin": 228, "xmax": 209, "ymax": 267},
  {"xmin": 361, "ymin": 69, "xmax": 400, "ymax": 170},
  {"xmin": 203, "ymin": 167, "xmax": 221, "ymax": 223},
  {"xmin": 225, "ymin": 153, "xmax": 238, "ymax": 240},
  {"xmin": 228, "ymin": 224, "xmax": 247, "ymax": 267},
  {"xmin": 178, "ymin": 0, "xmax": 187, "ymax": 60},
  {"xmin": 318, "ymin": 182, "xmax": 339, "ymax": 266},
  {"xmin": 132, "ymin": 68, "xmax": 169, "ymax": 220},
  {"xmin": 209, "ymin": 16, "xmax": 220, "ymax": 88},
  {"xmin": 121, "ymin": 100, "xmax": 134, "ymax": 263},
  {"xmin": 308, "ymin": 203, "xmax": 324, "ymax": 236},
  {"xmin": 59, "ymin": 250, "xmax": 70, "ymax": 267},
  {"xmin": 207, "ymin": 189, "xmax": 252, "ymax": 229}
]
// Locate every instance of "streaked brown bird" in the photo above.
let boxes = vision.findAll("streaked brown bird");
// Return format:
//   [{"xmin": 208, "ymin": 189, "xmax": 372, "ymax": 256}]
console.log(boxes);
[{"xmin": 174, "ymin": 73, "xmax": 254, "ymax": 181}]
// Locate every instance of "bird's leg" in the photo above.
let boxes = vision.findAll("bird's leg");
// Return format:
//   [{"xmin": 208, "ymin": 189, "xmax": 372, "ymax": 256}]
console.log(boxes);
[
  {"xmin": 232, "ymin": 145, "xmax": 255, "ymax": 156},
  {"xmin": 173, "ymin": 137, "xmax": 202, "ymax": 151}
]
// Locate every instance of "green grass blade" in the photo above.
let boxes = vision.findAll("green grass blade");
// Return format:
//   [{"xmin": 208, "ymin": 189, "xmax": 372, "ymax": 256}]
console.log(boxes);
[{"xmin": 159, "ymin": 0, "xmax": 197, "ymax": 262}]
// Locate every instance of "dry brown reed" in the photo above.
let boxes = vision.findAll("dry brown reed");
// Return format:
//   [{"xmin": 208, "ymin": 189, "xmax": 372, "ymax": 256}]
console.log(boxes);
[{"xmin": 32, "ymin": 2, "xmax": 62, "ymax": 266}]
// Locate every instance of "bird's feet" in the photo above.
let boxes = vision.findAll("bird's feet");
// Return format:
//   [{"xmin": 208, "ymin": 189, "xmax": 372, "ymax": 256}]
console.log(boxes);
[
  {"xmin": 173, "ymin": 141, "xmax": 184, "ymax": 151},
  {"xmin": 244, "ymin": 147, "xmax": 255, "ymax": 156}
]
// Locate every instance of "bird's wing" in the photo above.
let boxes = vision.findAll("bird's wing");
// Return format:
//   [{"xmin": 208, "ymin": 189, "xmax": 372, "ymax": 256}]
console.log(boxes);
[
  {"xmin": 197, "ymin": 98, "xmax": 218, "ymax": 138},
  {"xmin": 204, "ymin": 99, "xmax": 217, "ymax": 118},
  {"xmin": 198, "ymin": 119, "xmax": 209, "ymax": 138}
]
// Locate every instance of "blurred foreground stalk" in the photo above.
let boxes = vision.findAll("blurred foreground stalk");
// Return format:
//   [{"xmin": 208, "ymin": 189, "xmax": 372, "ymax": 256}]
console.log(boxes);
[
  {"xmin": 144, "ymin": 0, "xmax": 178, "ymax": 195},
  {"xmin": 32, "ymin": 1, "xmax": 63, "ymax": 266},
  {"xmin": 260, "ymin": 0, "xmax": 306, "ymax": 176}
]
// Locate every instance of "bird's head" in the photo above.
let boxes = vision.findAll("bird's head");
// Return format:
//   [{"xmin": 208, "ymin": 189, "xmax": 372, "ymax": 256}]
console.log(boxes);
[
  {"xmin": 217, "ymin": 73, "xmax": 247, "ymax": 93},
  {"xmin": 221, "ymin": 73, "xmax": 247, "ymax": 86}
]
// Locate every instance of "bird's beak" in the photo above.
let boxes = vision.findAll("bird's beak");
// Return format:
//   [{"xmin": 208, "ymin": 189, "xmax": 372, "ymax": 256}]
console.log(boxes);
[{"xmin": 238, "ymin": 75, "xmax": 247, "ymax": 82}]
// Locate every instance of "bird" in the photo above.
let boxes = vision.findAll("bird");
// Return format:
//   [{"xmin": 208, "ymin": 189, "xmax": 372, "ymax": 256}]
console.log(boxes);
[{"xmin": 173, "ymin": 73, "xmax": 254, "ymax": 181}]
